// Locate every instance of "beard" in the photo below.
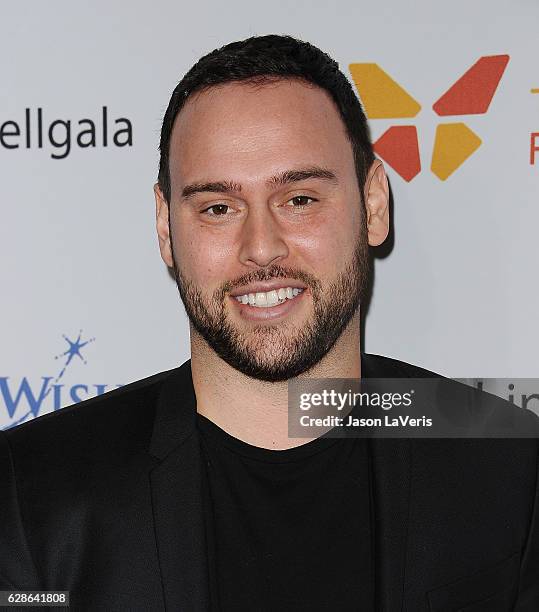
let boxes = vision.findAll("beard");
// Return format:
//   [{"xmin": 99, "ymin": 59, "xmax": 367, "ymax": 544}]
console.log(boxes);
[{"xmin": 171, "ymin": 229, "xmax": 370, "ymax": 382}]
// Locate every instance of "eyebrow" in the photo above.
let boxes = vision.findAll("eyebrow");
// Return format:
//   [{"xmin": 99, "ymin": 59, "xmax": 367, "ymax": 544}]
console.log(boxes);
[
  {"xmin": 181, "ymin": 179, "xmax": 241, "ymax": 200},
  {"xmin": 180, "ymin": 166, "xmax": 338, "ymax": 200}
]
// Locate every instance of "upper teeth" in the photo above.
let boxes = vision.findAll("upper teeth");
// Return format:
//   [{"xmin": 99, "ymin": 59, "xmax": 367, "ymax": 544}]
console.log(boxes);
[{"xmin": 234, "ymin": 287, "xmax": 304, "ymax": 307}]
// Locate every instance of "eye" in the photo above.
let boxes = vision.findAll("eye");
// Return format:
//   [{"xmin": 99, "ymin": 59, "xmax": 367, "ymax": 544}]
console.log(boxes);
[
  {"xmin": 201, "ymin": 204, "xmax": 231, "ymax": 216},
  {"xmin": 287, "ymin": 195, "xmax": 316, "ymax": 207}
]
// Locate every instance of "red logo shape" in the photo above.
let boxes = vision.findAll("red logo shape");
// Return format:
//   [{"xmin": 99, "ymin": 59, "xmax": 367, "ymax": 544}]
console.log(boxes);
[
  {"xmin": 373, "ymin": 126, "xmax": 421, "ymax": 182},
  {"xmin": 433, "ymin": 55, "xmax": 509, "ymax": 116}
]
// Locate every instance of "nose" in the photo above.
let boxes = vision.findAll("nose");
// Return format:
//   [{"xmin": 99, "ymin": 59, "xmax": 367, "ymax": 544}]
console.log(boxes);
[{"xmin": 238, "ymin": 204, "xmax": 289, "ymax": 268}]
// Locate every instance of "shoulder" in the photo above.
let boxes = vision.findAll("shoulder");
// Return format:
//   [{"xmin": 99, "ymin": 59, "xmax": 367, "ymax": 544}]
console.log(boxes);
[
  {"xmin": 0, "ymin": 366, "xmax": 181, "ymax": 475},
  {"xmin": 362, "ymin": 351, "xmax": 539, "ymax": 435},
  {"xmin": 0, "ymin": 366, "xmax": 187, "ymax": 562},
  {"xmin": 361, "ymin": 352, "xmax": 443, "ymax": 378}
]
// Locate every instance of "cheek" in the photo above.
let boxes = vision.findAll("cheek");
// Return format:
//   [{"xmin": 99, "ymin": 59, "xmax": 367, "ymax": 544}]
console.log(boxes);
[
  {"xmin": 292, "ymin": 209, "xmax": 359, "ymax": 272},
  {"xmin": 173, "ymin": 219, "xmax": 235, "ymax": 285}
]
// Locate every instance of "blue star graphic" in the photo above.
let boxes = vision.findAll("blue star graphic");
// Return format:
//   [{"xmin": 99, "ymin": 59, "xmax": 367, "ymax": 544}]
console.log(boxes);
[
  {"xmin": 55, "ymin": 330, "xmax": 95, "ymax": 381},
  {"xmin": 3, "ymin": 330, "xmax": 97, "ymax": 430}
]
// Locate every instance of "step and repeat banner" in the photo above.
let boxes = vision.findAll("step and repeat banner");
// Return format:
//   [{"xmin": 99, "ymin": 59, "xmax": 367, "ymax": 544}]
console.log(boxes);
[{"xmin": 1, "ymin": 0, "xmax": 537, "ymax": 429}]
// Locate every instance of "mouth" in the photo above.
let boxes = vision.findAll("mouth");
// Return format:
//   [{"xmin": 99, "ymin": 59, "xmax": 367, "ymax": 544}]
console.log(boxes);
[
  {"xmin": 228, "ymin": 285, "xmax": 307, "ymax": 321},
  {"xmin": 233, "ymin": 286, "xmax": 305, "ymax": 307}
]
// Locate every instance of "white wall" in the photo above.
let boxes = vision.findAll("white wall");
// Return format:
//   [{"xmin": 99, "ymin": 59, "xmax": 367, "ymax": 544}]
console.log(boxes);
[{"xmin": 1, "ymin": 0, "xmax": 537, "ymax": 428}]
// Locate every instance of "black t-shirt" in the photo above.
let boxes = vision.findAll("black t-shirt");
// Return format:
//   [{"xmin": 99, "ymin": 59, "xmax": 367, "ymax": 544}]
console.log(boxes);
[{"xmin": 197, "ymin": 413, "xmax": 375, "ymax": 611}]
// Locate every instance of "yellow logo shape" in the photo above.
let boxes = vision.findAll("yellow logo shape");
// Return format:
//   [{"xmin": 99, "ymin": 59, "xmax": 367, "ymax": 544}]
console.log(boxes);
[
  {"xmin": 349, "ymin": 63, "xmax": 421, "ymax": 119},
  {"xmin": 431, "ymin": 123, "xmax": 482, "ymax": 181}
]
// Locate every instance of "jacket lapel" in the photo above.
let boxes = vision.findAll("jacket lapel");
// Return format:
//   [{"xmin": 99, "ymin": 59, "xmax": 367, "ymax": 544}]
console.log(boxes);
[
  {"xmin": 363, "ymin": 354, "xmax": 413, "ymax": 612},
  {"xmin": 369, "ymin": 438, "xmax": 412, "ymax": 611},
  {"xmin": 148, "ymin": 360, "xmax": 210, "ymax": 612}
]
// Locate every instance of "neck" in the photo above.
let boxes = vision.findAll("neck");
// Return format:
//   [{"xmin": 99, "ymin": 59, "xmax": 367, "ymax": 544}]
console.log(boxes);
[{"xmin": 190, "ymin": 314, "xmax": 361, "ymax": 449}]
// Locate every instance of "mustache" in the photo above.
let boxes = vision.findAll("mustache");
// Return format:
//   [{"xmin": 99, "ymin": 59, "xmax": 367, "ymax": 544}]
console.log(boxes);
[{"xmin": 217, "ymin": 265, "xmax": 321, "ymax": 299}]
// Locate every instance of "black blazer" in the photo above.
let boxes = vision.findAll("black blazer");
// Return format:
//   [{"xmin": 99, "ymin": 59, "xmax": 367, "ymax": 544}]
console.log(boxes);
[{"xmin": 1, "ymin": 353, "xmax": 538, "ymax": 611}]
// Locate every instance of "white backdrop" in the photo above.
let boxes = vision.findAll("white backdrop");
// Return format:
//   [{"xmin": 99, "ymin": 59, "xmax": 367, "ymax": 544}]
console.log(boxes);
[{"xmin": 1, "ymin": 0, "xmax": 538, "ymax": 429}]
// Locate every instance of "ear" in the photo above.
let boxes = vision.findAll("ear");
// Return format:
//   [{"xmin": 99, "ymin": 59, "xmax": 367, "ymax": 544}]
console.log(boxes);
[
  {"xmin": 363, "ymin": 159, "xmax": 390, "ymax": 247},
  {"xmin": 154, "ymin": 183, "xmax": 174, "ymax": 268}
]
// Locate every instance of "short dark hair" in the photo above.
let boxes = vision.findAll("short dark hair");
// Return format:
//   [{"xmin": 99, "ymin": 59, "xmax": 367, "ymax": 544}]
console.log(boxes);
[{"xmin": 157, "ymin": 34, "xmax": 374, "ymax": 204}]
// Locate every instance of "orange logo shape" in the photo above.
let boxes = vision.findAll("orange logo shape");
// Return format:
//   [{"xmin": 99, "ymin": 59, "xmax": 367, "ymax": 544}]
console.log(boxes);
[{"xmin": 349, "ymin": 55, "xmax": 509, "ymax": 181}]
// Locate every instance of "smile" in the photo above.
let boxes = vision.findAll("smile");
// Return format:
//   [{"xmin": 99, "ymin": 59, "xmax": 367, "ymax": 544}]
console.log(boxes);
[{"xmin": 234, "ymin": 287, "xmax": 304, "ymax": 308}]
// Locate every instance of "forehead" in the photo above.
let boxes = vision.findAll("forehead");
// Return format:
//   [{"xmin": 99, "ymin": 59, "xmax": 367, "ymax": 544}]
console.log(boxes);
[{"xmin": 168, "ymin": 78, "xmax": 355, "ymax": 190}]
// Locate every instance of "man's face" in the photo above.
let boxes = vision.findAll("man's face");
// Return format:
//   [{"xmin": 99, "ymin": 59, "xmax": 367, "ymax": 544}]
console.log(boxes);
[{"xmin": 160, "ymin": 78, "xmax": 370, "ymax": 381}]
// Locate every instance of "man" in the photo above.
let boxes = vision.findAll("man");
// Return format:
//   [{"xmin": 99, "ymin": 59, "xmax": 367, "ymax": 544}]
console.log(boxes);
[{"xmin": 1, "ymin": 34, "xmax": 538, "ymax": 611}]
